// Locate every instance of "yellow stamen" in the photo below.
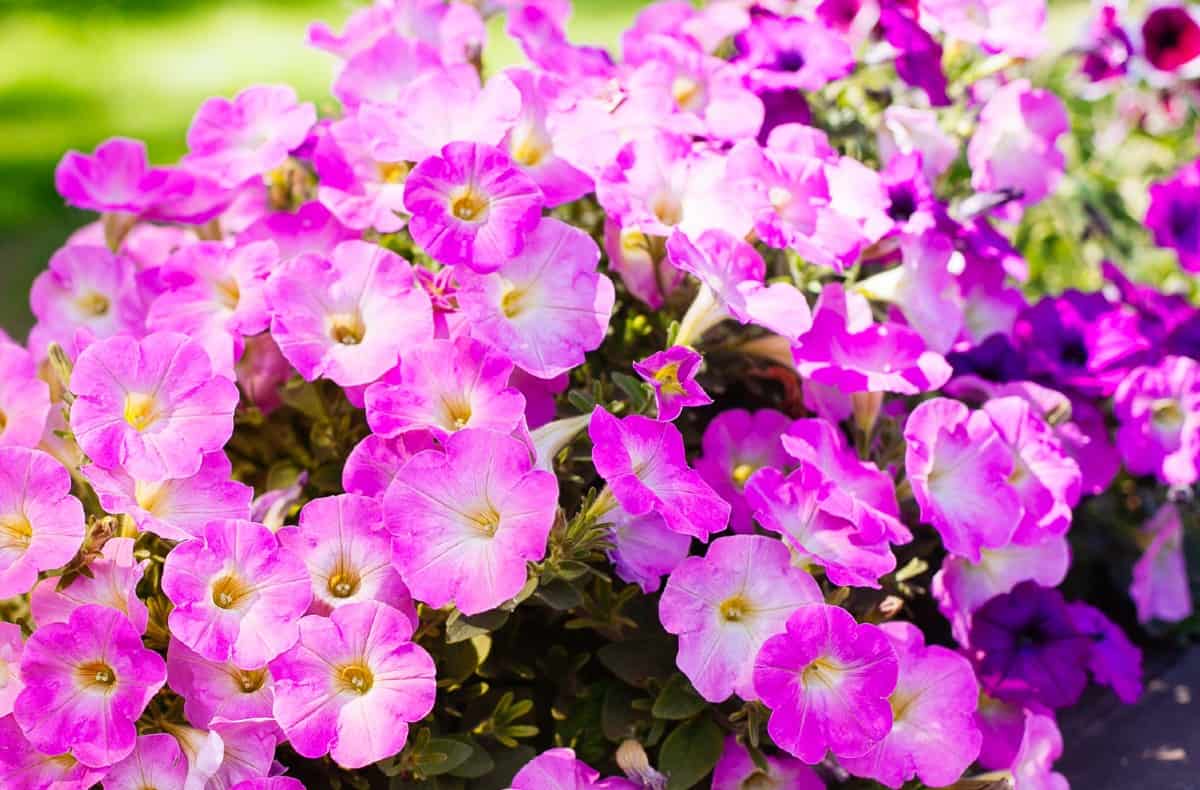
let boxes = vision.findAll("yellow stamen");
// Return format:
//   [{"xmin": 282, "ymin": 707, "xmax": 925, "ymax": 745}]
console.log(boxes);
[
  {"xmin": 731, "ymin": 463, "xmax": 757, "ymax": 489},
  {"xmin": 76, "ymin": 291, "xmax": 111, "ymax": 318},
  {"xmin": 0, "ymin": 513, "xmax": 32, "ymax": 550},
  {"xmin": 441, "ymin": 396, "xmax": 473, "ymax": 431},
  {"xmin": 719, "ymin": 594, "xmax": 753, "ymax": 623},
  {"xmin": 236, "ymin": 667, "xmax": 268, "ymax": 694},
  {"xmin": 377, "ymin": 161, "xmax": 410, "ymax": 184},
  {"xmin": 326, "ymin": 552, "xmax": 362, "ymax": 599},
  {"xmin": 500, "ymin": 285, "xmax": 527, "ymax": 319},
  {"xmin": 328, "ymin": 312, "xmax": 366, "ymax": 346},
  {"xmin": 215, "ymin": 277, "xmax": 240, "ymax": 311},
  {"xmin": 211, "ymin": 574, "xmax": 253, "ymax": 610},
  {"xmin": 671, "ymin": 76, "xmax": 704, "ymax": 112},
  {"xmin": 76, "ymin": 659, "xmax": 117, "ymax": 691},
  {"xmin": 471, "ymin": 506, "xmax": 502, "ymax": 538},
  {"xmin": 134, "ymin": 480, "xmax": 167, "ymax": 515},
  {"xmin": 652, "ymin": 362, "xmax": 686, "ymax": 396},
  {"xmin": 338, "ymin": 663, "xmax": 374, "ymax": 695},
  {"xmin": 450, "ymin": 187, "xmax": 489, "ymax": 222},
  {"xmin": 123, "ymin": 392, "xmax": 159, "ymax": 432}
]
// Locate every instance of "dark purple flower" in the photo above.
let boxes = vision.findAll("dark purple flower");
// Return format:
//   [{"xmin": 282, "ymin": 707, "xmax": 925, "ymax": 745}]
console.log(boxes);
[
  {"xmin": 878, "ymin": 7, "xmax": 950, "ymax": 106},
  {"xmin": 947, "ymin": 334, "xmax": 1030, "ymax": 383},
  {"xmin": 756, "ymin": 89, "xmax": 812, "ymax": 146},
  {"xmin": 1142, "ymin": 5, "xmax": 1200, "ymax": 72},
  {"xmin": 733, "ymin": 10, "xmax": 854, "ymax": 93},
  {"xmin": 968, "ymin": 581, "xmax": 1092, "ymax": 709},
  {"xmin": 1146, "ymin": 160, "xmax": 1200, "ymax": 273},
  {"xmin": 881, "ymin": 152, "xmax": 937, "ymax": 236},
  {"xmin": 1081, "ymin": 5, "xmax": 1134, "ymax": 82}
]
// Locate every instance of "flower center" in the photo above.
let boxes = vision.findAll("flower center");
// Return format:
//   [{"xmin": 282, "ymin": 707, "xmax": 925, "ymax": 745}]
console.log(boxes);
[
  {"xmin": 671, "ymin": 76, "xmax": 705, "ymax": 112},
  {"xmin": 719, "ymin": 594, "xmax": 753, "ymax": 623},
  {"xmin": 801, "ymin": 656, "xmax": 840, "ymax": 689},
  {"xmin": 0, "ymin": 513, "xmax": 33, "ymax": 550},
  {"xmin": 76, "ymin": 291, "xmax": 111, "ymax": 318},
  {"xmin": 653, "ymin": 362, "xmax": 686, "ymax": 396},
  {"xmin": 329, "ymin": 312, "xmax": 366, "ymax": 346},
  {"xmin": 768, "ymin": 186, "xmax": 793, "ymax": 213},
  {"xmin": 76, "ymin": 659, "xmax": 117, "ymax": 691},
  {"xmin": 441, "ymin": 396, "xmax": 473, "ymax": 431},
  {"xmin": 0, "ymin": 410, "xmax": 8, "ymax": 435},
  {"xmin": 338, "ymin": 663, "xmax": 374, "ymax": 695},
  {"xmin": 377, "ymin": 161, "xmax": 410, "ymax": 185},
  {"xmin": 134, "ymin": 480, "xmax": 168, "ymax": 515},
  {"xmin": 327, "ymin": 568, "xmax": 361, "ymax": 599},
  {"xmin": 1152, "ymin": 398, "xmax": 1184, "ymax": 428},
  {"xmin": 215, "ymin": 277, "xmax": 241, "ymax": 311},
  {"xmin": 510, "ymin": 127, "xmax": 551, "ymax": 168},
  {"xmin": 211, "ymin": 573, "xmax": 253, "ymax": 610},
  {"xmin": 471, "ymin": 506, "xmax": 502, "ymax": 538},
  {"xmin": 742, "ymin": 773, "xmax": 778, "ymax": 790},
  {"xmin": 236, "ymin": 667, "xmax": 268, "ymax": 694},
  {"xmin": 450, "ymin": 187, "xmax": 489, "ymax": 223},
  {"xmin": 500, "ymin": 284, "xmax": 527, "ymax": 319},
  {"xmin": 731, "ymin": 463, "xmax": 757, "ymax": 489},
  {"xmin": 651, "ymin": 193, "xmax": 682, "ymax": 227},
  {"xmin": 123, "ymin": 392, "xmax": 160, "ymax": 432},
  {"xmin": 890, "ymin": 687, "xmax": 919, "ymax": 722}
]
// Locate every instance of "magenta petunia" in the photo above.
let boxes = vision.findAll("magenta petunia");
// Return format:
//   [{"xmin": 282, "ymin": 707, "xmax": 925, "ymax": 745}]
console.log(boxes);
[
  {"xmin": 28, "ymin": 244, "xmax": 145, "ymax": 360},
  {"xmin": 84, "ymin": 450, "xmax": 253, "ymax": 542},
  {"xmin": 590, "ymin": 408, "xmax": 730, "ymax": 541},
  {"xmin": 147, "ymin": 240, "xmax": 277, "ymax": 375},
  {"xmin": 54, "ymin": 137, "xmax": 175, "ymax": 215},
  {"xmin": 632, "ymin": 346, "xmax": 712, "ymax": 422},
  {"xmin": 266, "ymin": 240, "xmax": 434, "ymax": 387},
  {"xmin": 904, "ymin": 398, "xmax": 1021, "ymax": 561},
  {"xmin": 711, "ymin": 736, "xmax": 823, "ymax": 790},
  {"xmin": 734, "ymin": 12, "xmax": 854, "ymax": 92},
  {"xmin": 330, "ymin": 32, "xmax": 441, "ymax": 111},
  {"xmin": 183, "ymin": 84, "xmax": 317, "ymax": 187},
  {"xmin": 840, "ymin": 621, "xmax": 982, "ymax": 788},
  {"xmin": 270, "ymin": 601, "xmax": 436, "ymax": 769},
  {"xmin": 105, "ymin": 732, "xmax": 189, "ymax": 790},
  {"xmin": 199, "ymin": 718, "xmax": 281, "ymax": 789},
  {"xmin": 30, "ymin": 536, "xmax": 148, "ymax": 633},
  {"xmin": 70, "ymin": 331, "xmax": 239, "ymax": 481},
  {"xmin": 0, "ymin": 447, "xmax": 85, "ymax": 599},
  {"xmin": 659, "ymin": 535, "xmax": 821, "ymax": 702},
  {"xmin": 607, "ymin": 507, "xmax": 692, "ymax": 594},
  {"xmin": 162, "ymin": 519, "xmax": 312, "ymax": 669},
  {"xmin": 503, "ymin": 67, "xmax": 594, "ymax": 207},
  {"xmin": 0, "ymin": 624, "xmax": 22, "ymax": 718},
  {"xmin": 754, "ymin": 603, "xmax": 899, "ymax": 764},
  {"xmin": 1068, "ymin": 602, "xmax": 1143, "ymax": 705},
  {"xmin": 0, "ymin": 715, "xmax": 107, "ymax": 788},
  {"xmin": 342, "ymin": 432, "xmax": 438, "ymax": 499},
  {"xmin": 278, "ymin": 494, "xmax": 416, "ymax": 619},
  {"xmin": 694, "ymin": 409, "xmax": 791, "ymax": 535},
  {"xmin": 1113, "ymin": 355, "xmax": 1200, "ymax": 487},
  {"xmin": 404, "ymin": 141, "xmax": 543, "ymax": 271},
  {"xmin": 746, "ymin": 463, "xmax": 896, "ymax": 588},
  {"xmin": 1011, "ymin": 710, "xmax": 1070, "ymax": 790},
  {"xmin": 510, "ymin": 747, "xmax": 637, "ymax": 790},
  {"xmin": 366, "ymin": 336, "xmax": 526, "ymax": 439},
  {"xmin": 968, "ymin": 80, "xmax": 1068, "ymax": 209},
  {"xmin": 314, "ymin": 115, "xmax": 413, "ymax": 233},
  {"xmin": 165, "ymin": 638, "xmax": 275, "ymax": 728},
  {"xmin": 239, "ymin": 200, "xmax": 358, "ymax": 260},
  {"xmin": 0, "ymin": 341, "xmax": 51, "ymax": 448},
  {"xmin": 1131, "ymin": 502, "xmax": 1193, "ymax": 624},
  {"xmin": 456, "ymin": 217, "xmax": 614, "ymax": 379},
  {"xmin": 384, "ymin": 428, "xmax": 558, "ymax": 615},
  {"xmin": 15, "ymin": 605, "xmax": 166, "ymax": 767}
]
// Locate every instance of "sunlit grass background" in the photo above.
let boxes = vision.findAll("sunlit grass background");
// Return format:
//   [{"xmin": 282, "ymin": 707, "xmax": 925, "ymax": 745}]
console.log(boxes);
[{"xmin": 0, "ymin": 0, "xmax": 1088, "ymax": 337}]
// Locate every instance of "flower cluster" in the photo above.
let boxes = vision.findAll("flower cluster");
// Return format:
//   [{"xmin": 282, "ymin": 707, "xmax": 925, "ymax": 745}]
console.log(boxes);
[{"xmin": 2, "ymin": 0, "xmax": 1197, "ymax": 788}]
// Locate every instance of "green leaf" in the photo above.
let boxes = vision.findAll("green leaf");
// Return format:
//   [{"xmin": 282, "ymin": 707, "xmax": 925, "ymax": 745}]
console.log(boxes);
[
  {"xmin": 567, "ymin": 389, "xmax": 596, "ymax": 413},
  {"xmin": 417, "ymin": 738, "xmax": 474, "ymax": 777},
  {"xmin": 470, "ymin": 745, "xmax": 536, "ymax": 790},
  {"xmin": 534, "ymin": 579, "xmax": 584, "ymax": 610},
  {"xmin": 597, "ymin": 637, "xmax": 677, "ymax": 688},
  {"xmin": 445, "ymin": 736, "xmax": 495, "ymax": 779},
  {"xmin": 445, "ymin": 609, "xmax": 510, "ymax": 644},
  {"xmin": 602, "ymin": 683, "xmax": 650, "ymax": 742},
  {"xmin": 651, "ymin": 674, "xmax": 707, "ymax": 721},
  {"xmin": 659, "ymin": 715, "xmax": 723, "ymax": 790}
]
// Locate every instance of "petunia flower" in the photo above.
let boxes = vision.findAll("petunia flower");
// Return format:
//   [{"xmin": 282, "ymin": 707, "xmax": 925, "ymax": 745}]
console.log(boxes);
[
  {"xmin": 510, "ymin": 747, "xmax": 637, "ymax": 789},
  {"xmin": 28, "ymin": 244, "xmax": 145, "ymax": 360},
  {"xmin": 659, "ymin": 535, "xmax": 821, "ymax": 702},
  {"xmin": 314, "ymin": 115, "xmax": 414, "ymax": 234},
  {"xmin": 967, "ymin": 581, "xmax": 1091, "ymax": 709},
  {"xmin": 0, "ymin": 448, "xmax": 85, "ymax": 599},
  {"xmin": 14, "ymin": 605, "xmax": 166, "ymax": 767},
  {"xmin": 162, "ymin": 519, "xmax": 312, "ymax": 669},
  {"xmin": 104, "ymin": 732, "xmax": 190, "ymax": 790},
  {"xmin": 384, "ymin": 428, "xmax": 558, "ymax": 615},
  {"xmin": 590, "ymin": 408, "xmax": 730, "ymax": 541},
  {"xmin": 754, "ymin": 603, "xmax": 899, "ymax": 763},
  {"xmin": 904, "ymin": 398, "xmax": 1021, "ymax": 561},
  {"xmin": 165, "ymin": 639, "xmax": 274, "ymax": 728},
  {"xmin": 342, "ymin": 432, "xmax": 438, "ymax": 499},
  {"xmin": 694, "ymin": 409, "xmax": 791, "ymax": 536},
  {"xmin": 270, "ymin": 601, "xmax": 436, "ymax": 769},
  {"xmin": 308, "ymin": 0, "xmax": 484, "ymax": 64},
  {"xmin": 0, "ymin": 624, "xmax": 22, "ymax": 718},
  {"xmin": 1068, "ymin": 602, "xmax": 1143, "ymax": 705},
  {"xmin": 266, "ymin": 240, "xmax": 434, "ymax": 387},
  {"xmin": 330, "ymin": 32, "xmax": 441, "ymax": 111},
  {"xmin": 607, "ymin": 507, "xmax": 692, "ymax": 595},
  {"xmin": 366, "ymin": 336, "xmax": 526, "ymax": 439},
  {"xmin": 147, "ymin": 240, "xmax": 277, "ymax": 375},
  {"xmin": 200, "ymin": 719, "xmax": 281, "ymax": 789},
  {"xmin": 920, "ymin": 0, "xmax": 1048, "ymax": 59},
  {"xmin": 502, "ymin": 67, "xmax": 594, "ymax": 206},
  {"xmin": 967, "ymin": 80, "xmax": 1068, "ymax": 209},
  {"xmin": 278, "ymin": 494, "xmax": 416, "ymax": 619},
  {"xmin": 840, "ymin": 621, "xmax": 982, "ymax": 788},
  {"xmin": 70, "ymin": 331, "xmax": 240, "ymax": 481},
  {"xmin": 1131, "ymin": 502, "xmax": 1193, "ymax": 624},
  {"xmin": 633, "ymin": 346, "xmax": 712, "ymax": 422},
  {"xmin": 1010, "ymin": 710, "xmax": 1069, "ymax": 790},
  {"xmin": 456, "ymin": 217, "xmax": 615, "ymax": 379},
  {"xmin": 30, "ymin": 537, "xmax": 148, "ymax": 633},
  {"xmin": 404, "ymin": 141, "xmax": 543, "ymax": 271},
  {"xmin": 1146, "ymin": 160, "xmax": 1200, "ymax": 273},
  {"xmin": 239, "ymin": 200, "xmax": 358, "ymax": 260},
  {"xmin": 0, "ymin": 341, "xmax": 51, "ymax": 448},
  {"xmin": 183, "ymin": 84, "xmax": 317, "ymax": 188},
  {"xmin": 1142, "ymin": 4, "xmax": 1200, "ymax": 72},
  {"xmin": 746, "ymin": 463, "xmax": 896, "ymax": 588},
  {"xmin": 54, "ymin": 137, "xmax": 175, "ymax": 215},
  {"xmin": 0, "ymin": 715, "xmax": 107, "ymax": 788},
  {"xmin": 1113, "ymin": 355, "xmax": 1200, "ymax": 487},
  {"xmin": 877, "ymin": 106, "xmax": 958, "ymax": 183},
  {"xmin": 84, "ymin": 450, "xmax": 253, "ymax": 542},
  {"xmin": 878, "ymin": 5, "xmax": 950, "ymax": 106},
  {"xmin": 711, "ymin": 736, "xmax": 823, "ymax": 790},
  {"xmin": 733, "ymin": 11, "xmax": 854, "ymax": 92},
  {"xmin": 232, "ymin": 779, "xmax": 306, "ymax": 790}
]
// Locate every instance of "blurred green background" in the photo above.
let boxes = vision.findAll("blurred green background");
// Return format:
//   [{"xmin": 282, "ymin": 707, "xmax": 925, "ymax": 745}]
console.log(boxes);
[{"xmin": 0, "ymin": 0, "xmax": 1088, "ymax": 338}]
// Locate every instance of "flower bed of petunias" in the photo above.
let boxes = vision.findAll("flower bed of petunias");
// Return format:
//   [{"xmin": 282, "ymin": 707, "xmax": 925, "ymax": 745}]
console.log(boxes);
[{"xmin": 3, "ymin": 0, "xmax": 1200, "ymax": 788}]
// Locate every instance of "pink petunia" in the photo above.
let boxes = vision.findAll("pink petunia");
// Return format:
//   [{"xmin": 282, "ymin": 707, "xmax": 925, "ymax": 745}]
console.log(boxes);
[
  {"xmin": 607, "ymin": 507, "xmax": 692, "ymax": 594},
  {"xmin": 384, "ymin": 428, "xmax": 558, "ymax": 615},
  {"xmin": 270, "ymin": 601, "xmax": 436, "ymax": 769},
  {"xmin": 633, "ymin": 346, "xmax": 712, "ymax": 422},
  {"xmin": 366, "ymin": 336, "xmax": 526, "ymax": 440},
  {"xmin": 590, "ymin": 408, "xmax": 730, "ymax": 541},
  {"xmin": 1010, "ymin": 710, "xmax": 1070, "ymax": 790},
  {"xmin": 104, "ymin": 733, "xmax": 189, "ymax": 790},
  {"xmin": 456, "ymin": 217, "xmax": 615, "ymax": 379},
  {"xmin": 162, "ymin": 519, "xmax": 312, "ymax": 669},
  {"xmin": 30, "ymin": 536, "xmax": 148, "ymax": 633},
  {"xmin": 308, "ymin": 0, "xmax": 484, "ymax": 64},
  {"xmin": 1068, "ymin": 602, "xmax": 1143, "ymax": 705},
  {"xmin": 0, "ymin": 341, "xmax": 51, "ymax": 448},
  {"xmin": 659, "ymin": 535, "xmax": 821, "ymax": 702},
  {"xmin": 165, "ymin": 639, "xmax": 274, "ymax": 728},
  {"xmin": 70, "ymin": 331, "xmax": 240, "ymax": 481},
  {"xmin": 266, "ymin": 240, "xmax": 434, "ymax": 387},
  {"xmin": 711, "ymin": 736, "xmax": 823, "ymax": 790},
  {"xmin": 0, "ymin": 448, "xmax": 85, "ymax": 599},
  {"xmin": 694, "ymin": 409, "xmax": 791, "ymax": 535},
  {"xmin": 330, "ymin": 32, "xmax": 441, "ymax": 111},
  {"xmin": 510, "ymin": 747, "xmax": 637, "ymax": 790},
  {"xmin": 1131, "ymin": 502, "xmax": 1193, "ymax": 624},
  {"xmin": 54, "ymin": 137, "xmax": 175, "ymax": 215},
  {"xmin": 342, "ymin": 432, "xmax": 438, "ymax": 499},
  {"xmin": 840, "ymin": 622, "xmax": 982, "ymax": 788},
  {"xmin": 278, "ymin": 494, "xmax": 416, "ymax": 619},
  {"xmin": 1113, "ymin": 355, "xmax": 1200, "ymax": 487},
  {"xmin": 239, "ymin": 200, "xmax": 358, "ymax": 260},
  {"xmin": 15, "ymin": 605, "xmax": 166, "ymax": 767},
  {"xmin": 0, "ymin": 715, "xmax": 107, "ymax": 788},
  {"xmin": 84, "ymin": 450, "xmax": 253, "ymax": 542},
  {"xmin": 183, "ymin": 84, "xmax": 317, "ymax": 188},
  {"xmin": 502, "ymin": 68, "xmax": 593, "ymax": 207},
  {"xmin": 314, "ymin": 115, "xmax": 413, "ymax": 233},
  {"xmin": 904, "ymin": 398, "xmax": 1021, "ymax": 561},
  {"xmin": 0, "ymin": 624, "xmax": 22, "ymax": 718},
  {"xmin": 404, "ymin": 141, "xmax": 543, "ymax": 271},
  {"xmin": 968, "ymin": 80, "xmax": 1068, "ymax": 209},
  {"xmin": 754, "ymin": 603, "xmax": 899, "ymax": 764}
]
